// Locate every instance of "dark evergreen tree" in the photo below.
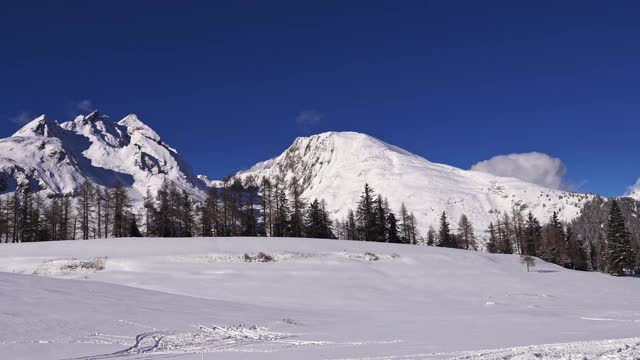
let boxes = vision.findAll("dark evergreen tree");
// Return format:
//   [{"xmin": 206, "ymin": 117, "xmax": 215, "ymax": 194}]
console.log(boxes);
[
  {"xmin": 386, "ymin": 212, "xmax": 400, "ymax": 243},
  {"xmin": 355, "ymin": 184, "xmax": 376, "ymax": 241},
  {"xmin": 524, "ymin": 212, "xmax": 541, "ymax": 256},
  {"xmin": 288, "ymin": 176, "xmax": 306, "ymax": 237},
  {"xmin": 437, "ymin": 211, "xmax": 455, "ymax": 248},
  {"xmin": 457, "ymin": 214, "xmax": 477, "ymax": 250},
  {"xmin": 486, "ymin": 222, "xmax": 498, "ymax": 253},
  {"xmin": 606, "ymin": 200, "xmax": 635, "ymax": 275},
  {"xmin": 304, "ymin": 199, "xmax": 333, "ymax": 239}
]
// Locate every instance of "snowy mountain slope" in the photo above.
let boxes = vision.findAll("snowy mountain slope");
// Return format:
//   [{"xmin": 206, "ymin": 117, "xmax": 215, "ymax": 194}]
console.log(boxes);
[
  {"xmin": 1, "ymin": 237, "xmax": 640, "ymax": 359},
  {"xmin": 233, "ymin": 131, "xmax": 595, "ymax": 239},
  {"xmin": 0, "ymin": 111, "xmax": 207, "ymax": 201}
]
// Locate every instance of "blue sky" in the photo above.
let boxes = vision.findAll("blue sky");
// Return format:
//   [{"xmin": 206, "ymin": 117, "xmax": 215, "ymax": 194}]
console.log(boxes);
[{"xmin": 1, "ymin": 1, "xmax": 639, "ymax": 196}]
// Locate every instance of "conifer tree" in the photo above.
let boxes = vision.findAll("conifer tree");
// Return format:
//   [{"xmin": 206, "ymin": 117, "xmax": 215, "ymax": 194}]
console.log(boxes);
[
  {"xmin": 77, "ymin": 181, "xmax": 95, "ymax": 240},
  {"xmin": 457, "ymin": 214, "xmax": 477, "ymax": 250},
  {"xmin": 437, "ymin": 211, "xmax": 454, "ymax": 248},
  {"xmin": 273, "ymin": 180, "xmax": 289, "ymax": 237},
  {"xmin": 486, "ymin": 222, "xmax": 498, "ymax": 253},
  {"xmin": 288, "ymin": 176, "xmax": 306, "ymax": 237},
  {"xmin": 524, "ymin": 212, "xmax": 541, "ymax": 256},
  {"xmin": 304, "ymin": 199, "xmax": 333, "ymax": 239},
  {"xmin": 606, "ymin": 200, "xmax": 635, "ymax": 275},
  {"xmin": 346, "ymin": 209, "xmax": 358, "ymax": 240},
  {"xmin": 386, "ymin": 212, "xmax": 400, "ymax": 243},
  {"xmin": 356, "ymin": 184, "xmax": 376, "ymax": 241},
  {"xmin": 426, "ymin": 226, "xmax": 436, "ymax": 246}
]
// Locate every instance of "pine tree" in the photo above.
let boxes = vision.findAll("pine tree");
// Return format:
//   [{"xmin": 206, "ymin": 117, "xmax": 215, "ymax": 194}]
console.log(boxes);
[
  {"xmin": 304, "ymin": 199, "xmax": 333, "ymax": 239},
  {"xmin": 457, "ymin": 214, "xmax": 477, "ymax": 250},
  {"xmin": 437, "ymin": 211, "xmax": 454, "ymax": 248},
  {"xmin": 288, "ymin": 176, "xmax": 306, "ymax": 237},
  {"xmin": 426, "ymin": 226, "xmax": 436, "ymax": 246},
  {"xmin": 356, "ymin": 184, "xmax": 376, "ymax": 241},
  {"xmin": 386, "ymin": 212, "xmax": 400, "ymax": 243},
  {"xmin": 143, "ymin": 189, "xmax": 156, "ymax": 236},
  {"xmin": 260, "ymin": 177, "xmax": 273, "ymax": 237},
  {"xmin": 524, "ymin": 212, "xmax": 541, "ymax": 256},
  {"xmin": 346, "ymin": 209, "xmax": 358, "ymax": 240},
  {"xmin": 606, "ymin": 200, "xmax": 635, "ymax": 276},
  {"xmin": 77, "ymin": 181, "xmax": 95, "ymax": 240},
  {"xmin": 111, "ymin": 183, "xmax": 130, "ymax": 237},
  {"xmin": 541, "ymin": 212, "xmax": 565, "ymax": 264},
  {"xmin": 180, "ymin": 190, "xmax": 195, "ymax": 237},
  {"xmin": 273, "ymin": 180, "xmax": 289, "ymax": 237},
  {"xmin": 243, "ymin": 176, "xmax": 259, "ymax": 236},
  {"xmin": 486, "ymin": 222, "xmax": 498, "ymax": 253}
]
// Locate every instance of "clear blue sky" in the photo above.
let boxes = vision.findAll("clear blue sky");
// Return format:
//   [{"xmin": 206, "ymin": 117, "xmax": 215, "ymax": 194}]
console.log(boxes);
[{"xmin": 1, "ymin": 1, "xmax": 638, "ymax": 197}]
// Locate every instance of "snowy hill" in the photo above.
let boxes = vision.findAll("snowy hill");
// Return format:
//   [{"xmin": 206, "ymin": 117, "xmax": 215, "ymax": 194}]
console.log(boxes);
[
  {"xmin": 0, "ymin": 111, "xmax": 207, "ymax": 202},
  {"xmin": 1, "ymin": 237, "xmax": 639, "ymax": 359},
  {"xmin": 232, "ymin": 131, "xmax": 595, "ymax": 238}
]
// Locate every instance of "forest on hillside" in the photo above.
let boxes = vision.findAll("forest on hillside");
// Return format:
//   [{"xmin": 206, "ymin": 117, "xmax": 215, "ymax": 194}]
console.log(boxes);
[{"xmin": 0, "ymin": 175, "xmax": 638, "ymax": 276}]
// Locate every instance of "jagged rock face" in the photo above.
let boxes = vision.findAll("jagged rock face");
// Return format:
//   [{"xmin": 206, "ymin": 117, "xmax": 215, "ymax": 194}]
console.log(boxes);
[
  {"xmin": 1, "ymin": 112, "xmax": 207, "ymax": 202},
  {"xmin": 234, "ymin": 131, "xmax": 596, "ymax": 241}
]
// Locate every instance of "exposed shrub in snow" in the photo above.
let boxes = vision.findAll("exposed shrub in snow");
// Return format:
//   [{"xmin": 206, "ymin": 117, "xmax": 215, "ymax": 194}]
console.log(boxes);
[
  {"xmin": 363, "ymin": 252, "xmax": 379, "ymax": 261},
  {"xmin": 61, "ymin": 257, "xmax": 107, "ymax": 272},
  {"xmin": 243, "ymin": 252, "xmax": 275, "ymax": 263}
]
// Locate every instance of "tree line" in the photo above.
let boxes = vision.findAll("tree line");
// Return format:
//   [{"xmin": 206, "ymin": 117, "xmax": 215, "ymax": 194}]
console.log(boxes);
[
  {"xmin": 1, "ymin": 177, "xmax": 638, "ymax": 276},
  {"xmin": 0, "ymin": 181, "xmax": 140, "ymax": 243}
]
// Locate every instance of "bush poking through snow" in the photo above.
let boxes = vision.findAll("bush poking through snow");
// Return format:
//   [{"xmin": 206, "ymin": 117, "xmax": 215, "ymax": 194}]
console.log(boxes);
[
  {"xmin": 243, "ymin": 252, "xmax": 275, "ymax": 263},
  {"xmin": 60, "ymin": 257, "xmax": 107, "ymax": 272},
  {"xmin": 33, "ymin": 257, "xmax": 107, "ymax": 276},
  {"xmin": 363, "ymin": 252, "xmax": 379, "ymax": 261}
]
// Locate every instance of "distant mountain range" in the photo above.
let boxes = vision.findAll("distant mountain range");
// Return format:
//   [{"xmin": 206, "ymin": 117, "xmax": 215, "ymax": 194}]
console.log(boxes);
[{"xmin": 1, "ymin": 111, "xmax": 611, "ymax": 235}]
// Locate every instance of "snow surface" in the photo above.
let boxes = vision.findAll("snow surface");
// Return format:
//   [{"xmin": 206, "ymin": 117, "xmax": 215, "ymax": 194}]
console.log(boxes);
[
  {"xmin": 232, "ymin": 132, "xmax": 596, "ymax": 241},
  {"xmin": 1, "ymin": 237, "xmax": 640, "ymax": 359},
  {"xmin": 1, "ymin": 112, "xmax": 207, "ymax": 201}
]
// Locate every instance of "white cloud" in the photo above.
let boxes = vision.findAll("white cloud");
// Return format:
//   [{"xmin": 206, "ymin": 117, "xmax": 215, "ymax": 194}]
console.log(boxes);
[
  {"xmin": 470, "ymin": 152, "xmax": 568, "ymax": 190},
  {"xmin": 8, "ymin": 111, "xmax": 33, "ymax": 125},
  {"xmin": 296, "ymin": 110, "xmax": 323, "ymax": 127},
  {"xmin": 75, "ymin": 99, "xmax": 94, "ymax": 113},
  {"xmin": 626, "ymin": 178, "xmax": 640, "ymax": 197}
]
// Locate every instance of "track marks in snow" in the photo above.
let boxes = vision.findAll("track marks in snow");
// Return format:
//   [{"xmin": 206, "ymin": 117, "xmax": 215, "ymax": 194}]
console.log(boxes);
[
  {"xmin": 70, "ymin": 324, "xmax": 295, "ymax": 358},
  {"xmin": 327, "ymin": 337, "xmax": 640, "ymax": 360}
]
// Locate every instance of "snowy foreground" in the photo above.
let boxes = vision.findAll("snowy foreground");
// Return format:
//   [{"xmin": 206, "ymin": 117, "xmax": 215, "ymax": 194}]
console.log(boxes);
[{"xmin": 1, "ymin": 238, "xmax": 639, "ymax": 359}]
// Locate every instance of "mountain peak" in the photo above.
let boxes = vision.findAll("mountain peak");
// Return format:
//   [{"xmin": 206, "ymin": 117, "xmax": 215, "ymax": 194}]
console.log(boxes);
[
  {"xmin": 117, "ymin": 114, "xmax": 161, "ymax": 141},
  {"xmin": 12, "ymin": 115, "xmax": 61, "ymax": 137}
]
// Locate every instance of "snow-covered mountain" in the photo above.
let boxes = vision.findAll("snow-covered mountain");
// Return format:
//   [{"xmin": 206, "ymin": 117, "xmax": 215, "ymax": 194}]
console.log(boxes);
[
  {"xmin": 0, "ymin": 111, "xmax": 207, "ymax": 201},
  {"xmin": 232, "ymin": 131, "xmax": 596, "ymax": 238},
  {"xmin": 0, "ymin": 116, "xmax": 597, "ymax": 238}
]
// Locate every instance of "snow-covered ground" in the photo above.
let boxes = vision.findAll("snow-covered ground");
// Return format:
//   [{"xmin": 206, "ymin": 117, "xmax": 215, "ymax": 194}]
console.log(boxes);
[{"xmin": 1, "ymin": 237, "xmax": 639, "ymax": 359}]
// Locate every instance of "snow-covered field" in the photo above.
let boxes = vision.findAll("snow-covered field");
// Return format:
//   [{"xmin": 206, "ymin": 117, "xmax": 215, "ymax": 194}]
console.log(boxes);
[{"xmin": 1, "ymin": 237, "xmax": 639, "ymax": 359}]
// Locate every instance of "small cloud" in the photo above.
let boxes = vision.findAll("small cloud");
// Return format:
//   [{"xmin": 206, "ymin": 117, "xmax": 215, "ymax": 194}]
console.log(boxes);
[
  {"xmin": 626, "ymin": 178, "xmax": 640, "ymax": 197},
  {"xmin": 8, "ymin": 111, "xmax": 33, "ymax": 125},
  {"xmin": 471, "ymin": 152, "xmax": 569, "ymax": 190},
  {"xmin": 75, "ymin": 99, "xmax": 94, "ymax": 113},
  {"xmin": 296, "ymin": 110, "xmax": 323, "ymax": 128}
]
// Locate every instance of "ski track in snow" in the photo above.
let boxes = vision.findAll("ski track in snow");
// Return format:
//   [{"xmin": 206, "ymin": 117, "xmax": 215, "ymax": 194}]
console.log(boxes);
[{"xmin": 2, "ymin": 237, "xmax": 640, "ymax": 359}]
